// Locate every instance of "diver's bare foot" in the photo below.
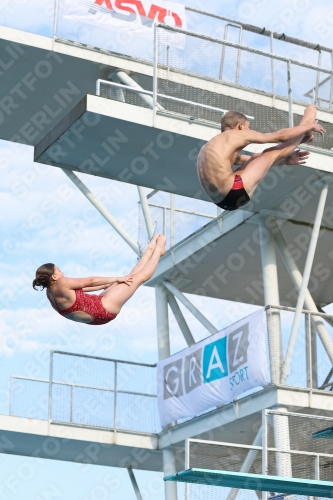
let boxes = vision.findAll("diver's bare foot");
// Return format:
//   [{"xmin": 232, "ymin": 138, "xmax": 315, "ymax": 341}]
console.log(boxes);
[
  {"xmin": 156, "ymin": 235, "xmax": 166, "ymax": 256},
  {"xmin": 148, "ymin": 234, "xmax": 160, "ymax": 249},
  {"xmin": 300, "ymin": 104, "xmax": 316, "ymax": 142},
  {"xmin": 300, "ymin": 104, "xmax": 316, "ymax": 124}
]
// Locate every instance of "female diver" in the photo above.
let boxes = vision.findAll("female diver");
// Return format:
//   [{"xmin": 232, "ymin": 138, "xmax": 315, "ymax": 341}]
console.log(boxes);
[{"xmin": 32, "ymin": 234, "xmax": 166, "ymax": 325}]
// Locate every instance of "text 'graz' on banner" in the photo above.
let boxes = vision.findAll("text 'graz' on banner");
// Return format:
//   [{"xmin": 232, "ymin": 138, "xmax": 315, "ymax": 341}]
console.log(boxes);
[
  {"xmin": 63, "ymin": 0, "xmax": 187, "ymax": 49},
  {"xmin": 157, "ymin": 309, "xmax": 269, "ymax": 427}
]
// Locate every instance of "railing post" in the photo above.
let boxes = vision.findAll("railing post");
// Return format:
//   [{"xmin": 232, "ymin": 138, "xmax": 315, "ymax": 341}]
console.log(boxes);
[
  {"xmin": 330, "ymin": 50, "xmax": 333, "ymax": 109},
  {"xmin": 163, "ymin": 207, "xmax": 166, "ymax": 236},
  {"xmin": 9, "ymin": 376, "xmax": 13, "ymax": 416},
  {"xmin": 52, "ymin": 0, "xmax": 60, "ymax": 49},
  {"xmin": 185, "ymin": 439, "xmax": 190, "ymax": 500},
  {"xmin": 314, "ymin": 50, "xmax": 322, "ymax": 105},
  {"xmin": 153, "ymin": 23, "xmax": 159, "ymax": 126},
  {"xmin": 306, "ymin": 312, "xmax": 312, "ymax": 389},
  {"xmin": 313, "ymin": 454, "xmax": 320, "ymax": 500},
  {"xmin": 48, "ymin": 351, "xmax": 54, "ymax": 434},
  {"xmin": 113, "ymin": 362, "xmax": 118, "ymax": 441},
  {"xmin": 287, "ymin": 60, "xmax": 293, "ymax": 127},
  {"xmin": 262, "ymin": 410, "xmax": 268, "ymax": 500},
  {"xmin": 235, "ymin": 26, "xmax": 243, "ymax": 84},
  {"xmin": 170, "ymin": 193, "xmax": 175, "ymax": 247},
  {"xmin": 70, "ymin": 385, "xmax": 74, "ymax": 423},
  {"xmin": 270, "ymin": 32, "xmax": 275, "ymax": 105}
]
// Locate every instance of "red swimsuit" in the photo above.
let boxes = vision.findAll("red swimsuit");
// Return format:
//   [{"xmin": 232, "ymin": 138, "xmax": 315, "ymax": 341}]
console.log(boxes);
[{"xmin": 47, "ymin": 289, "xmax": 117, "ymax": 326}]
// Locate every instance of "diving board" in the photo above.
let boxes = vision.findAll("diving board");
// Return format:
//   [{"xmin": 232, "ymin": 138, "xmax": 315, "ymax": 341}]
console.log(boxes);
[
  {"xmin": 312, "ymin": 426, "xmax": 333, "ymax": 439},
  {"xmin": 164, "ymin": 469, "xmax": 333, "ymax": 497},
  {"xmin": 34, "ymin": 93, "xmax": 333, "ymax": 226}
]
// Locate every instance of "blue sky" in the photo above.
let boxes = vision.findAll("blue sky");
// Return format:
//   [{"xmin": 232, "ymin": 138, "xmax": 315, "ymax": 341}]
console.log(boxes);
[{"xmin": 1, "ymin": 0, "xmax": 333, "ymax": 498}]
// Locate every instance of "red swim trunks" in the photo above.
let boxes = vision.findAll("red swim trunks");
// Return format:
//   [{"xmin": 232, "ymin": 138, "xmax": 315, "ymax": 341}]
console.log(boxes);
[
  {"xmin": 215, "ymin": 175, "xmax": 250, "ymax": 211},
  {"xmin": 47, "ymin": 289, "xmax": 116, "ymax": 325}
]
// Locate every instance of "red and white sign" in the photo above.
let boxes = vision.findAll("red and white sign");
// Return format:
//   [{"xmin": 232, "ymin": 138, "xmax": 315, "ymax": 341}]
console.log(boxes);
[{"xmin": 63, "ymin": 0, "xmax": 187, "ymax": 48}]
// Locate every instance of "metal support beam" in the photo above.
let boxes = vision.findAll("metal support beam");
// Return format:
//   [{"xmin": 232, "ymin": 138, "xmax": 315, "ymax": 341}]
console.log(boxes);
[
  {"xmin": 226, "ymin": 428, "xmax": 262, "ymax": 500},
  {"xmin": 110, "ymin": 69, "xmax": 155, "ymax": 109},
  {"xmin": 305, "ymin": 312, "xmax": 318, "ymax": 389},
  {"xmin": 109, "ymin": 68, "xmax": 165, "ymax": 112},
  {"xmin": 156, "ymin": 284, "xmax": 170, "ymax": 360},
  {"xmin": 280, "ymin": 180, "xmax": 329, "ymax": 384},
  {"xmin": 62, "ymin": 169, "xmax": 140, "ymax": 255},
  {"xmin": 163, "ymin": 281, "xmax": 218, "ymax": 335},
  {"xmin": 259, "ymin": 218, "xmax": 282, "ymax": 384},
  {"xmin": 137, "ymin": 186, "xmax": 155, "ymax": 240},
  {"xmin": 155, "ymin": 285, "xmax": 178, "ymax": 499},
  {"xmin": 127, "ymin": 466, "xmax": 143, "ymax": 500},
  {"xmin": 167, "ymin": 292, "xmax": 195, "ymax": 346},
  {"xmin": 274, "ymin": 221, "xmax": 333, "ymax": 367},
  {"xmin": 163, "ymin": 448, "xmax": 178, "ymax": 500},
  {"xmin": 272, "ymin": 407, "xmax": 293, "ymax": 482}
]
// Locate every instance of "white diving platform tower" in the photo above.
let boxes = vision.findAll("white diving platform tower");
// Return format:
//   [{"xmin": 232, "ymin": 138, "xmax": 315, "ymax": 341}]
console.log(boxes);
[{"xmin": 1, "ymin": 7, "xmax": 333, "ymax": 499}]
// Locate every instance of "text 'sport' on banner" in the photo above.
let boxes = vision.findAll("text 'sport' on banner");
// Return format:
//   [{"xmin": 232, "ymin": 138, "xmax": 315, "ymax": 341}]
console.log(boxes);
[
  {"xmin": 157, "ymin": 309, "xmax": 269, "ymax": 427},
  {"xmin": 62, "ymin": 0, "xmax": 187, "ymax": 49}
]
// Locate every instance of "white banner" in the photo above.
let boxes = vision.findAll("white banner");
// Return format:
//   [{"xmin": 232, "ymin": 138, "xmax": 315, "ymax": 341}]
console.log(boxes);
[
  {"xmin": 157, "ymin": 310, "xmax": 269, "ymax": 427},
  {"xmin": 62, "ymin": 0, "xmax": 187, "ymax": 48}
]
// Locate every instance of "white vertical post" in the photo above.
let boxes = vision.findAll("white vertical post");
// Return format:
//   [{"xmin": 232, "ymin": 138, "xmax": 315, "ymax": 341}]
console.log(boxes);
[
  {"xmin": 314, "ymin": 51, "xmax": 322, "ymax": 105},
  {"xmin": 48, "ymin": 351, "xmax": 54, "ymax": 435},
  {"xmin": 314, "ymin": 455, "xmax": 320, "ymax": 500},
  {"xmin": 167, "ymin": 45, "xmax": 170, "ymax": 79},
  {"xmin": 305, "ymin": 313, "xmax": 312, "ymax": 389},
  {"xmin": 185, "ymin": 439, "xmax": 190, "ymax": 500},
  {"xmin": 52, "ymin": 0, "xmax": 60, "ymax": 49},
  {"xmin": 70, "ymin": 385, "xmax": 74, "ymax": 423},
  {"xmin": 9, "ymin": 376, "xmax": 13, "ymax": 416},
  {"xmin": 153, "ymin": 23, "xmax": 159, "ymax": 126},
  {"xmin": 330, "ymin": 50, "xmax": 333, "ymax": 109},
  {"xmin": 156, "ymin": 284, "xmax": 170, "ymax": 360},
  {"xmin": 96, "ymin": 79, "xmax": 101, "ymax": 96},
  {"xmin": 281, "ymin": 180, "xmax": 329, "ymax": 384},
  {"xmin": 262, "ymin": 410, "xmax": 268, "ymax": 500},
  {"xmin": 163, "ymin": 449, "xmax": 178, "ymax": 500},
  {"xmin": 270, "ymin": 32, "xmax": 275, "ymax": 104},
  {"xmin": 170, "ymin": 193, "xmax": 175, "ymax": 248},
  {"xmin": 163, "ymin": 207, "xmax": 167, "ymax": 236},
  {"xmin": 259, "ymin": 218, "xmax": 282, "ymax": 384},
  {"xmin": 155, "ymin": 284, "xmax": 178, "ymax": 500},
  {"xmin": 272, "ymin": 408, "xmax": 293, "ymax": 480},
  {"xmin": 287, "ymin": 60, "xmax": 293, "ymax": 127},
  {"xmin": 137, "ymin": 186, "xmax": 155, "ymax": 240},
  {"xmin": 113, "ymin": 362, "xmax": 118, "ymax": 440}
]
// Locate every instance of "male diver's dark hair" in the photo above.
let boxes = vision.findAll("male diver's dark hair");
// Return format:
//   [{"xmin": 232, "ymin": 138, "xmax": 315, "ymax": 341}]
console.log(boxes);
[
  {"xmin": 32, "ymin": 263, "xmax": 56, "ymax": 290},
  {"xmin": 221, "ymin": 111, "xmax": 248, "ymax": 132}
]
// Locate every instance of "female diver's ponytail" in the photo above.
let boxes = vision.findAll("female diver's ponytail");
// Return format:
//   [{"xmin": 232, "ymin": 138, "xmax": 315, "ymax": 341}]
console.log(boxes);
[{"xmin": 32, "ymin": 263, "xmax": 56, "ymax": 290}]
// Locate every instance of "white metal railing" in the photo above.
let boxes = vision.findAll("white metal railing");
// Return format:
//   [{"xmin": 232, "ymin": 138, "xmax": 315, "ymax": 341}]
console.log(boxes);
[
  {"xmin": 48, "ymin": 351, "xmax": 159, "ymax": 433},
  {"xmin": 137, "ymin": 192, "xmax": 218, "ymax": 251},
  {"xmin": 265, "ymin": 305, "xmax": 333, "ymax": 391},
  {"xmin": 95, "ymin": 24, "xmax": 333, "ymax": 131},
  {"xmin": 185, "ymin": 410, "xmax": 333, "ymax": 499},
  {"xmin": 10, "ymin": 353, "xmax": 159, "ymax": 434},
  {"xmin": 154, "ymin": 24, "xmax": 333, "ymax": 120},
  {"xmin": 96, "ymin": 78, "xmax": 255, "ymax": 123}
]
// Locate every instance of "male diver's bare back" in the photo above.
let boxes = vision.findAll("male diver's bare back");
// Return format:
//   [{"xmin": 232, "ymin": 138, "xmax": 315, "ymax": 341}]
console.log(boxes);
[{"xmin": 197, "ymin": 132, "xmax": 243, "ymax": 203}]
